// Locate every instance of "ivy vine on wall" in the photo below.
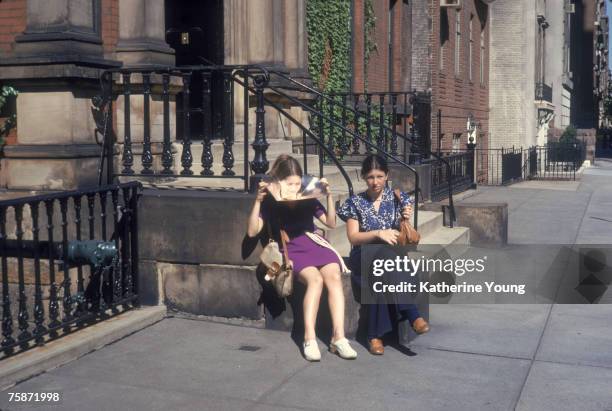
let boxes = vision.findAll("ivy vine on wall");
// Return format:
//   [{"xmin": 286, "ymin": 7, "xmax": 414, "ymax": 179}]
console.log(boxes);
[
  {"xmin": 306, "ymin": 0, "xmax": 383, "ymax": 156},
  {"xmin": 0, "ymin": 86, "xmax": 18, "ymax": 147}
]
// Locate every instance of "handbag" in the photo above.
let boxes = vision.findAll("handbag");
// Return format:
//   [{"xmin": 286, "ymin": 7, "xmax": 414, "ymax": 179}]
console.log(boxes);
[
  {"xmin": 393, "ymin": 188, "xmax": 421, "ymax": 245},
  {"xmin": 260, "ymin": 219, "xmax": 293, "ymax": 298}
]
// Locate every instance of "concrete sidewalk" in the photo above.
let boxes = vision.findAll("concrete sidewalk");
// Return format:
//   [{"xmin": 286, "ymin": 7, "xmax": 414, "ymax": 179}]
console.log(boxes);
[
  {"xmin": 1, "ymin": 161, "xmax": 612, "ymax": 411},
  {"xmin": 1, "ymin": 308, "xmax": 611, "ymax": 411}
]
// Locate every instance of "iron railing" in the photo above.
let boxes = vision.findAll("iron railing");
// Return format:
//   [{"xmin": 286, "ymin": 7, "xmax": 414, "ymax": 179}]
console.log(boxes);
[
  {"xmin": 429, "ymin": 151, "xmax": 475, "ymax": 202},
  {"xmin": 528, "ymin": 142, "xmax": 587, "ymax": 180},
  {"xmin": 93, "ymin": 65, "xmax": 355, "ymax": 197},
  {"xmin": 0, "ymin": 182, "xmax": 141, "ymax": 358}
]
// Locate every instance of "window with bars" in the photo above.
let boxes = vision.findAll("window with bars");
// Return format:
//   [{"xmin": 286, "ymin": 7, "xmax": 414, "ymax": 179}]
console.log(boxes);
[
  {"xmin": 480, "ymin": 24, "xmax": 485, "ymax": 85},
  {"xmin": 440, "ymin": 10, "xmax": 449, "ymax": 71},
  {"xmin": 469, "ymin": 15, "xmax": 474, "ymax": 82},
  {"xmin": 455, "ymin": 9, "xmax": 461, "ymax": 76}
]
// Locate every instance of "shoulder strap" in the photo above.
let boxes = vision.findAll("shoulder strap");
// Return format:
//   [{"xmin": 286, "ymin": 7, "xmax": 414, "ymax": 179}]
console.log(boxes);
[
  {"xmin": 279, "ymin": 229, "xmax": 290, "ymax": 264},
  {"xmin": 393, "ymin": 188, "xmax": 402, "ymax": 203},
  {"xmin": 393, "ymin": 188, "xmax": 406, "ymax": 222}
]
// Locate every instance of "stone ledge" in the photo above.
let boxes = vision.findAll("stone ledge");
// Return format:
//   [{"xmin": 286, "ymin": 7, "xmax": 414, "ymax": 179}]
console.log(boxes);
[{"xmin": 0, "ymin": 306, "xmax": 167, "ymax": 391}]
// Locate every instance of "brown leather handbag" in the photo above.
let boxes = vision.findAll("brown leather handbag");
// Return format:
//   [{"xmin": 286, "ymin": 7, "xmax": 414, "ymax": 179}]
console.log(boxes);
[
  {"xmin": 261, "ymin": 221, "xmax": 293, "ymax": 298},
  {"xmin": 393, "ymin": 189, "xmax": 421, "ymax": 245}
]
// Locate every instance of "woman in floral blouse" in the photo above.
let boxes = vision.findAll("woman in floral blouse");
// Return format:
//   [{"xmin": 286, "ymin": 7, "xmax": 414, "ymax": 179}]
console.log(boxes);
[{"xmin": 337, "ymin": 154, "xmax": 429, "ymax": 355}]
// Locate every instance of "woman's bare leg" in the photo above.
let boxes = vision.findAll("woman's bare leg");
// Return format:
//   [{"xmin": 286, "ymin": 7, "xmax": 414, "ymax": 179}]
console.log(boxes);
[
  {"xmin": 297, "ymin": 267, "xmax": 324, "ymax": 341},
  {"xmin": 319, "ymin": 263, "xmax": 345, "ymax": 342}
]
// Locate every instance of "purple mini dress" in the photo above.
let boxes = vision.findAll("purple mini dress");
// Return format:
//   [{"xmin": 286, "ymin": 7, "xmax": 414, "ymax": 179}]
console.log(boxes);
[{"xmin": 260, "ymin": 197, "xmax": 341, "ymax": 275}]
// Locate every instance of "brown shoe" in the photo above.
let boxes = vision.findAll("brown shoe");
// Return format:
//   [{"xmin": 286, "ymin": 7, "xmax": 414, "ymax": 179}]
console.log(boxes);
[
  {"xmin": 369, "ymin": 338, "xmax": 384, "ymax": 355},
  {"xmin": 413, "ymin": 317, "xmax": 430, "ymax": 334}
]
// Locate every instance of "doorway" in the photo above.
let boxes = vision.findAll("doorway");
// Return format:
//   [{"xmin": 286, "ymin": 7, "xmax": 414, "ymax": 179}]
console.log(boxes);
[{"xmin": 165, "ymin": 0, "xmax": 229, "ymax": 141}]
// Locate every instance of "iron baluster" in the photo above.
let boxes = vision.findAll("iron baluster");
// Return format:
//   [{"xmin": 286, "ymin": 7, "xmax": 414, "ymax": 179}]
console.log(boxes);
[
  {"xmin": 366, "ymin": 94, "xmax": 373, "ymax": 152},
  {"xmin": 14, "ymin": 205, "xmax": 31, "ymax": 343},
  {"xmin": 201, "ymin": 71, "xmax": 214, "ymax": 175},
  {"xmin": 141, "ymin": 73, "xmax": 154, "ymax": 174},
  {"xmin": 121, "ymin": 186, "xmax": 133, "ymax": 299},
  {"xmin": 111, "ymin": 189, "xmax": 122, "ymax": 304},
  {"xmin": 180, "ymin": 72, "xmax": 194, "ymax": 175},
  {"xmin": 340, "ymin": 94, "xmax": 348, "ymax": 156},
  {"xmin": 0, "ymin": 207, "xmax": 15, "ymax": 350},
  {"xmin": 31, "ymin": 201, "xmax": 46, "ymax": 340},
  {"xmin": 73, "ymin": 195, "xmax": 85, "ymax": 317},
  {"xmin": 222, "ymin": 71, "xmax": 235, "ymax": 176},
  {"xmin": 129, "ymin": 185, "xmax": 139, "ymax": 303},
  {"xmin": 249, "ymin": 75, "xmax": 270, "ymax": 191},
  {"xmin": 161, "ymin": 73, "xmax": 173, "ymax": 174},
  {"xmin": 60, "ymin": 198, "xmax": 73, "ymax": 324},
  {"xmin": 377, "ymin": 94, "xmax": 385, "ymax": 151},
  {"xmin": 352, "ymin": 94, "xmax": 360, "ymax": 154},
  {"xmin": 391, "ymin": 94, "xmax": 398, "ymax": 156},
  {"xmin": 122, "ymin": 73, "xmax": 134, "ymax": 174},
  {"xmin": 45, "ymin": 200, "xmax": 60, "ymax": 329}
]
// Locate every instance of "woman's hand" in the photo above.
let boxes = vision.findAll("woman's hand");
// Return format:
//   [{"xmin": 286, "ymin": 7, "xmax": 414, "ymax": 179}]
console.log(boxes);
[
  {"xmin": 401, "ymin": 204, "xmax": 414, "ymax": 220},
  {"xmin": 319, "ymin": 177, "xmax": 331, "ymax": 196},
  {"xmin": 256, "ymin": 181, "xmax": 269, "ymax": 203},
  {"xmin": 377, "ymin": 229, "xmax": 400, "ymax": 245},
  {"xmin": 286, "ymin": 259, "xmax": 294, "ymax": 270}
]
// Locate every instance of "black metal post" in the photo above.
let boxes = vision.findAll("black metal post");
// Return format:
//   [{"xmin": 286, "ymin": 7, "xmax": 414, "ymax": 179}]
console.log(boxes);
[
  {"xmin": 180, "ymin": 72, "xmax": 194, "ymax": 175},
  {"xmin": 222, "ymin": 70, "xmax": 235, "ymax": 176},
  {"xmin": 141, "ymin": 73, "xmax": 153, "ymax": 174},
  {"xmin": 122, "ymin": 73, "xmax": 134, "ymax": 174},
  {"xmin": 249, "ymin": 75, "xmax": 270, "ymax": 192},
  {"xmin": 0, "ymin": 207, "xmax": 15, "ymax": 350},
  {"xmin": 201, "ymin": 71, "xmax": 214, "ymax": 176},
  {"xmin": 161, "ymin": 73, "xmax": 173, "ymax": 175}
]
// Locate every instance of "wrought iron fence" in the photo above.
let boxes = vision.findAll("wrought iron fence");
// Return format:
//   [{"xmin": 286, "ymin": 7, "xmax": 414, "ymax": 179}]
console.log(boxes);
[
  {"xmin": 527, "ymin": 142, "xmax": 587, "ymax": 180},
  {"xmin": 93, "ymin": 65, "xmax": 275, "ymax": 192},
  {"xmin": 1, "ymin": 182, "xmax": 141, "ymax": 358},
  {"xmin": 429, "ymin": 151, "xmax": 475, "ymax": 201},
  {"xmin": 472, "ymin": 142, "xmax": 586, "ymax": 185}
]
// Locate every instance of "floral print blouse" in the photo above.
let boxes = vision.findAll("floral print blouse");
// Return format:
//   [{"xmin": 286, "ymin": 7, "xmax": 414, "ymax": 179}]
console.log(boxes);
[{"xmin": 336, "ymin": 187, "xmax": 414, "ymax": 233}]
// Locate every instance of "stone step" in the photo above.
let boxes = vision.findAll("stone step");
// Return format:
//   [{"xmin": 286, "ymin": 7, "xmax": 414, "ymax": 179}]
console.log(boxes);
[{"xmin": 419, "ymin": 226, "xmax": 470, "ymax": 246}]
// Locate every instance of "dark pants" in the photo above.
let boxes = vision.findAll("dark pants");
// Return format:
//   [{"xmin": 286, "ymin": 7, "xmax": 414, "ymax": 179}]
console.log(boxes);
[{"xmin": 349, "ymin": 246, "xmax": 421, "ymax": 340}]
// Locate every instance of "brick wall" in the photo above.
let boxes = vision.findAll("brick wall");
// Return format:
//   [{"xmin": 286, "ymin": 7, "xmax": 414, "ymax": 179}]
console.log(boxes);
[
  {"xmin": 101, "ymin": 0, "xmax": 119, "ymax": 55},
  {"xmin": 352, "ymin": 0, "xmax": 411, "ymax": 92},
  {"xmin": 0, "ymin": 0, "xmax": 26, "ymax": 56},
  {"xmin": 431, "ymin": 0, "xmax": 489, "ymax": 152}
]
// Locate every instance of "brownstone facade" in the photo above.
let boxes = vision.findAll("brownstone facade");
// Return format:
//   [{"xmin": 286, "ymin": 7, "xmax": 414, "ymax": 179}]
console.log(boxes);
[{"xmin": 431, "ymin": 0, "xmax": 491, "ymax": 153}]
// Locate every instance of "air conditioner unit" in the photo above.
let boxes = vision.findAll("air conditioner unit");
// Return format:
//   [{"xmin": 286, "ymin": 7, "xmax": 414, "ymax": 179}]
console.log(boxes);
[
  {"xmin": 565, "ymin": 4, "xmax": 575, "ymax": 14},
  {"xmin": 440, "ymin": 0, "xmax": 461, "ymax": 8}
]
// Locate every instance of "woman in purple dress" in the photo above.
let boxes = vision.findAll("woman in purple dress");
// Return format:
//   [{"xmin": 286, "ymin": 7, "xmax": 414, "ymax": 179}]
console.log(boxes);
[{"xmin": 246, "ymin": 154, "xmax": 357, "ymax": 362}]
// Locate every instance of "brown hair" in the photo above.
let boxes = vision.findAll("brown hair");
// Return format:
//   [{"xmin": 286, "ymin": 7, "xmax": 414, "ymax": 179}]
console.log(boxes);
[
  {"xmin": 360, "ymin": 154, "xmax": 389, "ymax": 178},
  {"xmin": 268, "ymin": 154, "xmax": 303, "ymax": 180}
]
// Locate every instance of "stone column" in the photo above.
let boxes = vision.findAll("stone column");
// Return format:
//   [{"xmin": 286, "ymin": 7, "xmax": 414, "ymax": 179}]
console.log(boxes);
[
  {"xmin": 14, "ymin": 0, "xmax": 104, "ymax": 59},
  {"xmin": 283, "ymin": 0, "xmax": 308, "ymax": 77},
  {"xmin": 116, "ymin": 0, "xmax": 174, "ymax": 66},
  {"xmin": 0, "ymin": 0, "xmax": 123, "ymax": 190},
  {"xmin": 247, "ymin": 0, "xmax": 275, "ymax": 64}
]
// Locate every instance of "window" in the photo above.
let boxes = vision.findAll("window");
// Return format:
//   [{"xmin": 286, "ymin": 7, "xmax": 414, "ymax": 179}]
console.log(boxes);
[
  {"xmin": 455, "ymin": 9, "xmax": 461, "ymax": 76},
  {"xmin": 440, "ymin": 10, "xmax": 449, "ymax": 71},
  {"xmin": 452, "ymin": 133, "xmax": 462, "ymax": 152},
  {"xmin": 469, "ymin": 15, "xmax": 474, "ymax": 81},
  {"xmin": 480, "ymin": 24, "xmax": 485, "ymax": 85}
]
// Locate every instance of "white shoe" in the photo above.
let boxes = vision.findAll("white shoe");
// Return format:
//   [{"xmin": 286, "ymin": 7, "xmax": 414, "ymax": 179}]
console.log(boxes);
[
  {"xmin": 329, "ymin": 338, "xmax": 357, "ymax": 359},
  {"xmin": 303, "ymin": 339, "xmax": 321, "ymax": 361}
]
